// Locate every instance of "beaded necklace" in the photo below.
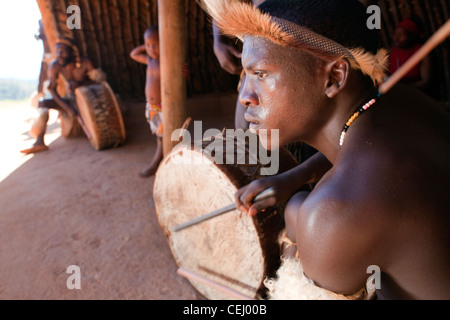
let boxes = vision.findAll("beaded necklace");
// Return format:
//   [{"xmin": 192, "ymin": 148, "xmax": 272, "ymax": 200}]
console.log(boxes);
[{"xmin": 339, "ymin": 93, "xmax": 380, "ymax": 148}]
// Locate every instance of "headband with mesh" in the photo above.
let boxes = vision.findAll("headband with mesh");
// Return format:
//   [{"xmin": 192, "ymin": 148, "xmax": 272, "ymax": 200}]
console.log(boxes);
[{"xmin": 199, "ymin": 0, "xmax": 389, "ymax": 85}]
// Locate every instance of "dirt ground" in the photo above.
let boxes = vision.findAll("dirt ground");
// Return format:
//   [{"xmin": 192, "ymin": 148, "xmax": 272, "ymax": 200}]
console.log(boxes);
[{"xmin": 0, "ymin": 93, "xmax": 236, "ymax": 300}]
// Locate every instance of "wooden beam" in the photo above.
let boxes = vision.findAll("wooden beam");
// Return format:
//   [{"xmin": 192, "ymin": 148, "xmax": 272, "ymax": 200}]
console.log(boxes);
[
  {"xmin": 36, "ymin": 0, "xmax": 60, "ymax": 54},
  {"xmin": 158, "ymin": 0, "xmax": 188, "ymax": 156}
]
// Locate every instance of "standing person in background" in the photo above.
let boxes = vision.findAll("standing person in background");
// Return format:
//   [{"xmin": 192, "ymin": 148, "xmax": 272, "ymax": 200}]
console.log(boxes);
[
  {"xmin": 130, "ymin": 26, "xmax": 189, "ymax": 178},
  {"xmin": 390, "ymin": 17, "xmax": 432, "ymax": 92},
  {"xmin": 130, "ymin": 26, "xmax": 164, "ymax": 178}
]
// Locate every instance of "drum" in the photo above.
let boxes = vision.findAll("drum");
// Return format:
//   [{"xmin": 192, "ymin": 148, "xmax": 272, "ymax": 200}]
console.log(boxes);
[
  {"xmin": 154, "ymin": 137, "xmax": 298, "ymax": 300},
  {"xmin": 74, "ymin": 82, "xmax": 126, "ymax": 150},
  {"xmin": 59, "ymin": 110, "xmax": 84, "ymax": 138}
]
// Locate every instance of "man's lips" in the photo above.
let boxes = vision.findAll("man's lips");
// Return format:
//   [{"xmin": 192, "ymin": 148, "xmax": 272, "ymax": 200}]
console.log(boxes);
[
  {"xmin": 245, "ymin": 113, "xmax": 261, "ymax": 132},
  {"xmin": 244, "ymin": 113, "xmax": 260, "ymax": 124}
]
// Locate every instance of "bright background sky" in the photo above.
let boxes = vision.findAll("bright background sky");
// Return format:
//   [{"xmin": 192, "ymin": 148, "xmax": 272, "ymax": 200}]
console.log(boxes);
[{"xmin": 0, "ymin": 1, "xmax": 43, "ymax": 80}]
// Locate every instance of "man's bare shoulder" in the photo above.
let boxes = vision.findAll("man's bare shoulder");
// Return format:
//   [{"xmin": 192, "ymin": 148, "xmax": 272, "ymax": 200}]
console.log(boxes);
[
  {"xmin": 77, "ymin": 57, "xmax": 93, "ymax": 72},
  {"xmin": 294, "ymin": 148, "xmax": 420, "ymax": 293},
  {"xmin": 294, "ymin": 165, "xmax": 387, "ymax": 294},
  {"xmin": 295, "ymin": 141, "xmax": 450, "ymax": 296}
]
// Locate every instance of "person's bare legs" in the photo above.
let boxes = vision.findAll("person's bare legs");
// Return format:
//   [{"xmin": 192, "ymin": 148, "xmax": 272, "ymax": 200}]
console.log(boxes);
[
  {"xmin": 21, "ymin": 104, "xmax": 50, "ymax": 154},
  {"xmin": 139, "ymin": 136, "xmax": 163, "ymax": 178}
]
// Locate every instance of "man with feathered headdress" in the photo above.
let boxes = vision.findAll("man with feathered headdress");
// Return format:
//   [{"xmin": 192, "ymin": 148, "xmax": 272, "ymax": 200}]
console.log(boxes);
[
  {"xmin": 21, "ymin": 37, "xmax": 105, "ymax": 154},
  {"xmin": 201, "ymin": 0, "xmax": 450, "ymax": 300},
  {"xmin": 212, "ymin": 0, "xmax": 265, "ymax": 130}
]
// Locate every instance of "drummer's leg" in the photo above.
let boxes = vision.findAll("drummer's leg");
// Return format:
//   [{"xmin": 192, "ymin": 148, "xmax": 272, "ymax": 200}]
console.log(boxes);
[
  {"xmin": 21, "ymin": 99, "xmax": 59, "ymax": 154},
  {"xmin": 34, "ymin": 99, "xmax": 66, "ymax": 141},
  {"xmin": 141, "ymin": 107, "xmax": 164, "ymax": 177},
  {"xmin": 283, "ymin": 191, "xmax": 310, "ymax": 258},
  {"xmin": 140, "ymin": 136, "xmax": 163, "ymax": 178}
]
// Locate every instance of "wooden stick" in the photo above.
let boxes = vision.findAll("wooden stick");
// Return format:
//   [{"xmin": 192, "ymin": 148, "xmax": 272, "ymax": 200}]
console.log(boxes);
[
  {"xmin": 172, "ymin": 187, "xmax": 276, "ymax": 232},
  {"xmin": 177, "ymin": 267, "xmax": 256, "ymax": 300},
  {"xmin": 173, "ymin": 203, "xmax": 236, "ymax": 233},
  {"xmin": 181, "ymin": 117, "xmax": 193, "ymax": 131},
  {"xmin": 76, "ymin": 116, "xmax": 92, "ymax": 140},
  {"xmin": 379, "ymin": 19, "xmax": 450, "ymax": 95}
]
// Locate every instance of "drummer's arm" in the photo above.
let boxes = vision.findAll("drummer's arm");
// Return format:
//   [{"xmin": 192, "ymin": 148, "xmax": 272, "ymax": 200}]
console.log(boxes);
[
  {"xmin": 236, "ymin": 152, "xmax": 332, "ymax": 216},
  {"xmin": 85, "ymin": 58, "xmax": 108, "ymax": 84},
  {"xmin": 48, "ymin": 61, "xmax": 77, "ymax": 117},
  {"xmin": 79, "ymin": 58, "xmax": 99, "ymax": 87}
]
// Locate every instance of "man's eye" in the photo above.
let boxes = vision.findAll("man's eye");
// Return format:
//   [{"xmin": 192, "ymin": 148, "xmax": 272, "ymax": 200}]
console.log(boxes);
[{"xmin": 255, "ymin": 71, "xmax": 268, "ymax": 79}]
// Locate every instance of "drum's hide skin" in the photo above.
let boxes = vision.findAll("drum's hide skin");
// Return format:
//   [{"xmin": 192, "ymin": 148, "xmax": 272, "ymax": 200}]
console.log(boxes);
[
  {"xmin": 75, "ymin": 82, "xmax": 126, "ymax": 150},
  {"xmin": 154, "ymin": 141, "xmax": 298, "ymax": 300}
]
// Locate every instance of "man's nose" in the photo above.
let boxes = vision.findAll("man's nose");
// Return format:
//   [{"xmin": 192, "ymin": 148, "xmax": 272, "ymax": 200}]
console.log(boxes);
[{"xmin": 239, "ymin": 79, "xmax": 259, "ymax": 108}]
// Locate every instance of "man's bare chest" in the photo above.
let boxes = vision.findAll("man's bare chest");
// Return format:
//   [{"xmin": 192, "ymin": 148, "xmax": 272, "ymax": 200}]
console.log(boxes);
[{"xmin": 60, "ymin": 66, "xmax": 88, "ymax": 82}]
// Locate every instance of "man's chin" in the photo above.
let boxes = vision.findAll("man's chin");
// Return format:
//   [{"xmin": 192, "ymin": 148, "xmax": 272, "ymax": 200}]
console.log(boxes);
[{"xmin": 257, "ymin": 132, "xmax": 280, "ymax": 151}]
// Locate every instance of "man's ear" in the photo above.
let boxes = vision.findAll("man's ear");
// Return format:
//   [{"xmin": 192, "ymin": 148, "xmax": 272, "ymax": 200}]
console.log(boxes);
[{"xmin": 323, "ymin": 59, "xmax": 350, "ymax": 98}]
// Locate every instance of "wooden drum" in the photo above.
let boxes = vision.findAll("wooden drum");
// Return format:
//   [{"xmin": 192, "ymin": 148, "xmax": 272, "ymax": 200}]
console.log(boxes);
[
  {"xmin": 154, "ymin": 138, "xmax": 298, "ymax": 300},
  {"xmin": 74, "ymin": 82, "xmax": 126, "ymax": 150},
  {"xmin": 59, "ymin": 110, "xmax": 83, "ymax": 138}
]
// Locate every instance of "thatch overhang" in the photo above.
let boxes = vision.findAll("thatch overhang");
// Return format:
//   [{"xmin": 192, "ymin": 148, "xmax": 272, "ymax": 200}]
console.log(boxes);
[{"xmin": 36, "ymin": 0, "xmax": 450, "ymax": 103}]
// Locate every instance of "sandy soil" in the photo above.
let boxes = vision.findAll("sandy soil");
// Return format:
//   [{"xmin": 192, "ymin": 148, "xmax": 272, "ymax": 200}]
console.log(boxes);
[{"xmin": 0, "ymin": 94, "xmax": 236, "ymax": 300}]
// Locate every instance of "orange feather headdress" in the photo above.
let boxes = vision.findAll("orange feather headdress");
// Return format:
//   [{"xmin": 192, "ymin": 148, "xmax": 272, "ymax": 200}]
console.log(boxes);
[{"xmin": 199, "ymin": 0, "xmax": 389, "ymax": 85}]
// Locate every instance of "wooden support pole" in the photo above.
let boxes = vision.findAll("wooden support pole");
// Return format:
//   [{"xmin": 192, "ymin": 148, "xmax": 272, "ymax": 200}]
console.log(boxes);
[
  {"xmin": 158, "ymin": 0, "xmax": 188, "ymax": 157},
  {"xmin": 36, "ymin": 0, "xmax": 60, "ymax": 55}
]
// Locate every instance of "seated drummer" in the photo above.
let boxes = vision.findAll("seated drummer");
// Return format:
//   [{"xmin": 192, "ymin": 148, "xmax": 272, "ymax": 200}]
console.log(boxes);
[
  {"xmin": 202, "ymin": 0, "xmax": 450, "ymax": 299},
  {"xmin": 21, "ymin": 38, "xmax": 99, "ymax": 154}
]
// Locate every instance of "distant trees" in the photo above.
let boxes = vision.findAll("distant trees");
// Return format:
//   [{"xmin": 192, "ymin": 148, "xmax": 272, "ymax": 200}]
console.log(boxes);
[{"xmin": 0, "ymin": 79, "xmax": 37, "ymax": 101}]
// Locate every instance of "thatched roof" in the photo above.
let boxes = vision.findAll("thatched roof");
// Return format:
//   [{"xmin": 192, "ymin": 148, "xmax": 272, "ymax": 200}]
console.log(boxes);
[
  {"xmin": 37, "ymin": 0, "xmax": 449, "ymax": 102},
  {"xmin": 37, "ymin": 0, "xmax": 238, "ymax": 100}
]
